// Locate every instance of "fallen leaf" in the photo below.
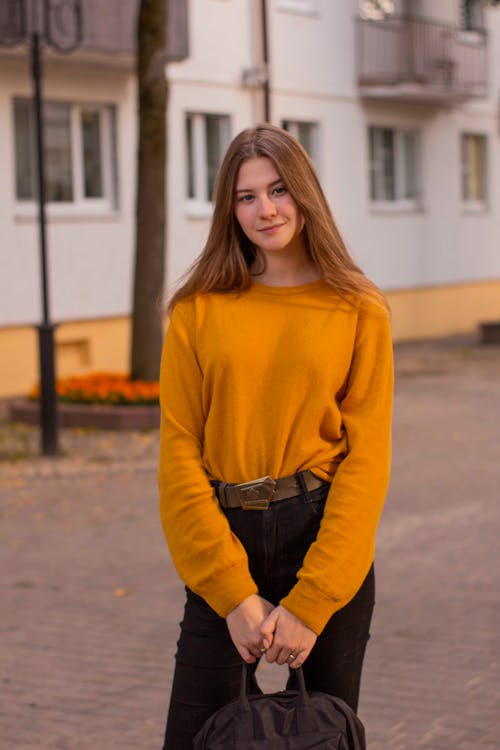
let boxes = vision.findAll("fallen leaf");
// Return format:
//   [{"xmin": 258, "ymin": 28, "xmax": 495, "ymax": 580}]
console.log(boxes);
[{"xmin": 114, "ymin": 588, "xmax": 132, "ymax": 597}]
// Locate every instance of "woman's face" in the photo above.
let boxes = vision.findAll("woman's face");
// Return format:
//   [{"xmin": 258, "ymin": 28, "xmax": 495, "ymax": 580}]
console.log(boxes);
[{"xmin": 234, "ymin": 157, "xmax": 305, "ymax": 257}]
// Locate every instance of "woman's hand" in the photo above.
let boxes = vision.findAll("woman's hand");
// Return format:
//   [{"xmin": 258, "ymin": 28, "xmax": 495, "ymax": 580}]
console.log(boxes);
[
  {"xmin": 226, "ymin": 595, "xmax": 275, "ymax": 663},
  {"xmin": 260, "ymin": 605, "xmax": 317, "ymax": 668}
]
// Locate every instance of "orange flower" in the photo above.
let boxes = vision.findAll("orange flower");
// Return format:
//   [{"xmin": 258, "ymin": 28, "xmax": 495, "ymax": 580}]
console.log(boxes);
[{"xmin": 29, "ymin": 373, "xmax": 159, "ymax": 406}]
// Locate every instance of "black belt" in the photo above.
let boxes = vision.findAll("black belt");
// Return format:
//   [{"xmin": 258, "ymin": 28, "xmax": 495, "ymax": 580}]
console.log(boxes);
[{"xmin": 214, "ymin": 470, "xmax": 329, "ymax": 511}]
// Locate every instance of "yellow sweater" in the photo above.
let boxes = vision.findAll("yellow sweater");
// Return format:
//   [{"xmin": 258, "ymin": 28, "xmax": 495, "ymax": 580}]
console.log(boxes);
[{"xmin": 158, "ymin": 279, "xmax": 393, "ymax": 634}]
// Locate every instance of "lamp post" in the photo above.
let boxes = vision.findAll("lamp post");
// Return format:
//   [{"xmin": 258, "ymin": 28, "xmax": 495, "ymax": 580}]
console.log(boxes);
[{"xmin": 0, "ymin": 0, "xmax": 82, "ymax": 455}]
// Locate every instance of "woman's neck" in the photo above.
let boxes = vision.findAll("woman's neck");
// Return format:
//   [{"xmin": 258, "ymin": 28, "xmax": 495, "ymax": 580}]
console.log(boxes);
[{"xmin": 250, "ymin": 250, "xmax": 322, "ymax": 288}]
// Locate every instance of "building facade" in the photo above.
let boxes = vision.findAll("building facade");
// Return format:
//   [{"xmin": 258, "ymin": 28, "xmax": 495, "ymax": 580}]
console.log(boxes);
[{"xmin": 0, "ymin": 0, "xmax": 499, "ymax": 397}]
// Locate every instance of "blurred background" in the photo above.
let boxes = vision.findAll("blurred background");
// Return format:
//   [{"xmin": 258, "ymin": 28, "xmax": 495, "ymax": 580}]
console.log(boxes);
[
  {"xmin": 1, "ymin": 0, "xmax": 499, "ymax": 397},
  {"xmin": 0, "ymin": 2, "xmax": 499, "ymax": 749}
]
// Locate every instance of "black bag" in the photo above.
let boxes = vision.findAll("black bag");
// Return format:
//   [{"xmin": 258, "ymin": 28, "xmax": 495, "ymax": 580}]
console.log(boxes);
[{"xmin": 193, "ymin": 663, "xmax": 366, "ymax": 749}]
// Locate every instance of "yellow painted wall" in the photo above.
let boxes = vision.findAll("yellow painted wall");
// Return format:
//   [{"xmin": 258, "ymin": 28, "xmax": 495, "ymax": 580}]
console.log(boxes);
[
  {"xmin": 386, "ymin": 279, "xmax": 500, "ymax": 341},
  {"xmin": 0, "ymin": 317, "xmax": 131, "ymax": 398},
  {"xmin": 1, "ymin": 278, "xmax": 499, "ymax": 399}
]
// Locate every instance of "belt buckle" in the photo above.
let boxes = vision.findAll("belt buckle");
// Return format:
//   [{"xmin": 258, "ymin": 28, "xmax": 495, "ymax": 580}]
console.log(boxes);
[{"xmin": 234, "ymin": 476, "xmax": 276, "ymax": 510}]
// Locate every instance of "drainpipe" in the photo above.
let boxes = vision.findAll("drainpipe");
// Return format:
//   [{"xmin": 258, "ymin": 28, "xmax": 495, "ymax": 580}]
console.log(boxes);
[{"xmin": 261, "ymin": 0, "xmax": 270, "ymax": 122}]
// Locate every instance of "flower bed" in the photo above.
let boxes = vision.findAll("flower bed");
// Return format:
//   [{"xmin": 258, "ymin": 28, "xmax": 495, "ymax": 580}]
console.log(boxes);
[
  {"xmin": 30, "ymin": 373, "xmax": 159, "ymax": 406},
  {"xmin": 9, "ymin": 373, "xmax": 160, "ymax": 431}
]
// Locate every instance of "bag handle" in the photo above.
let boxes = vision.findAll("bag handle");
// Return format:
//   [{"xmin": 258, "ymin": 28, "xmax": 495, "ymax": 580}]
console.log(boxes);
[
  {"xmin": 235, "ymin": 662, "xmax": 319, "ymax": 738},
  {"xmin": 238, "ymin": 662, "xmax": 310, "ymax": 702}
]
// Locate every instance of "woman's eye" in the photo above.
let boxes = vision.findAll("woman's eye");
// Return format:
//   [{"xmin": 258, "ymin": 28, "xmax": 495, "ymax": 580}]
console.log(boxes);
[
  {"xmin": 273, "ymin": 185, "xmax": 286, "ymax": 195},
  {"xmin": 238, "ymin": 194, "xmax": 254, "ymax": 202}
]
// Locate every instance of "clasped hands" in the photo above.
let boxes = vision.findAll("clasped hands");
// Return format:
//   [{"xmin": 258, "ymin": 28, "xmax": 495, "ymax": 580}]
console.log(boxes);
[{"xmin": 226, "ymin": 594, "xmax": 317, "ymax": 669}]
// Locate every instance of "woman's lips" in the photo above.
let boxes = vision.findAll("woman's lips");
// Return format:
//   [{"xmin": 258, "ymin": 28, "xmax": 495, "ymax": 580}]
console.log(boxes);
[{"xmin": 258, "ymin": 223, "xmax": 285, "ymax": 232}]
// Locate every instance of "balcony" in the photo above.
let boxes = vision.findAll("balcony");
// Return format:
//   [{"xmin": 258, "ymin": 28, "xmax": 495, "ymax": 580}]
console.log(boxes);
[
  {"xmin": 356, "ymin": 15, "xmax": 488, "ymax": 104},
  {"xmin": 0, "ymin": 0, "xmax": 188, "ymax": 68}
]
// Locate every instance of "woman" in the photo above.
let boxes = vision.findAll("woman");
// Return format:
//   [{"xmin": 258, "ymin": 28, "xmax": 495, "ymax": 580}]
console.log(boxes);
[{"xmin": 158, "ymin": 124, "xmax": 393, "ymax": 748}]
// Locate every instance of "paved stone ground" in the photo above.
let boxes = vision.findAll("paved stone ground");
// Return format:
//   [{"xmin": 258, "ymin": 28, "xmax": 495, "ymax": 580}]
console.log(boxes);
[{"xmin": 1, "ymin": 337, "xmax": 499, "ymax": 749}]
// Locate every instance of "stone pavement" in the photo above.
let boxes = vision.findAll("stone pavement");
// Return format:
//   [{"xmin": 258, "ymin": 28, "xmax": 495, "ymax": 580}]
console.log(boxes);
[{"xmin": 0, "ymin": 337, "xmax": 499, "ymax": 749}]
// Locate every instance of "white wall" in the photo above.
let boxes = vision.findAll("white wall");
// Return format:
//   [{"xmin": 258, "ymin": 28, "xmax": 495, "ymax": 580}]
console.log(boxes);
[
  {"xmin": 166, "ymin": 0, "xmax": 500, "ymax": 294},
  {"xmin": 1, "ymin": 0, "xmax": 499, "ymax": 329},
  {"xmin": 344, "ymin": 100, "xmax": 500, "ymax": 290},
  {"xmin": 0, "ymin": 58, "xmax": 136, "ymax": 326},
  {"xmin": 270, "ymin": 1, "xmax": 356, "ymax": 99},
  {"xmin": 170, "ymin": 0, "xmax": 255, "ymax": 86},
  {"xmin": 265, "ymin": 0, "xmax": 500, "ymax": 292},
  {"xmin": 0, "ymin": 66, "xmax": 42, "ymax": 326}
]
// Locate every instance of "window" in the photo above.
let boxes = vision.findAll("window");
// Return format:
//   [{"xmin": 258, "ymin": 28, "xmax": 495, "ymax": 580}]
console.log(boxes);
[
  {"xmin": 360, "ymin": 0, "xmax": 396, "ymax": 20},
  {"xmin": 185, "ymin": 113, "xmax": 231, "ymax": 204},
  {"xmin": 13, "ymin": 99, "xmax": 117, "ymax": 209},
  {"xmin": 369, "ymin": 126, "xmax": 418, "ymax": 204},
  {"xmin": 461, "ymin": 133, "xmax": 487, "ymax": 204},
  {"xmin": 281, "ymin": 120, "xmax": 319, "ymax": 163},
  {"xmin": 461, "ymin": 0, "xmax": 485, "ymax": 32}
]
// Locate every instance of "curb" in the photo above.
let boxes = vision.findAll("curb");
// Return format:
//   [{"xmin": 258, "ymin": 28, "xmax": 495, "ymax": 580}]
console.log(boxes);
[
  {"xmin": 8, "ymin": 399, "xmax": 160, "ymax": 431},
  {"xmin": 1, "ymin": 457, "xmax": 158, "ymax": 480}
]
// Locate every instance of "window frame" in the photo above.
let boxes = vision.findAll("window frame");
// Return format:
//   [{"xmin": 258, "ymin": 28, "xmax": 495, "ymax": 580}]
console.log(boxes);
[
  {"xmin": 184, "ymin": 111, "xmax": 231, "ymax": 217},
  {"xmin": 12, "ymin": 97, "xmax": 118, "ymax": 215},
  {"xmin": 281, "ymin": 119, "xmax": 320, "ymax": 168},
  {"xmin": 275, "ymin": 0, "xmax": 318, "ymax": 17},
  {"xmin": 368, "ymin": 124, "xmax": 420, "ymax": 210},
  {"xmin": 461, "ymin": 0, "xmax": 486, "ymax": 33},
  {"xmin": 461, "ymin": 132, "xmax": 488, "ymax": 209}
]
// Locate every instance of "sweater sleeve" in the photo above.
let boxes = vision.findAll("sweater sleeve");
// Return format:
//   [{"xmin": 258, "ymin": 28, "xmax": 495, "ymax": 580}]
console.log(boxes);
[
  {"xmin": 158, "ymin": 301, "xmax": 258, "ymax": 616},
  {"xmin": 280, "ymin": 301, "xmax": 394, "ymax": 634}
]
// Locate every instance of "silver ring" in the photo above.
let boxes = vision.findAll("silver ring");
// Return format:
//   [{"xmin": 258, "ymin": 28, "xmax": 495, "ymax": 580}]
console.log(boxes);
[
  {"xmin": 259, "ymin": 648, "xmax": 267, "ymax": 653},
  {"xmin": 287, "ymin": 652, "xmax": 295, "ymax": 662}
]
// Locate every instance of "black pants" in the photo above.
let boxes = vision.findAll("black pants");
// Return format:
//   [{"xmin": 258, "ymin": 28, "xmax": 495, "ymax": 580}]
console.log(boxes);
[{"xmin": 162, "ymin": 483, "xmax": 375, "ymax": 749}]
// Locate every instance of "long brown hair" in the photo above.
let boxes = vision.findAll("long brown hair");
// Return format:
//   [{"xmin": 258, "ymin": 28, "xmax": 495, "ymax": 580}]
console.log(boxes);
[{"xmin": 168, "ymin": 124, "xmax": 386, "ymax": 312}]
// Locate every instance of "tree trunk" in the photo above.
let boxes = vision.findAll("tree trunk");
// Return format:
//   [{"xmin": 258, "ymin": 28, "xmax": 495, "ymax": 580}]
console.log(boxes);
[{"xmin": 131, "ymin": 0, "xmax": 168, "ymax": 381}]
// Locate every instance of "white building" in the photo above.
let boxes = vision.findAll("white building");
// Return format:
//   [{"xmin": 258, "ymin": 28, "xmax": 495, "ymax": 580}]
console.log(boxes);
[{"xmin": 1, "ymin": 0, "xmax": 499, "ymax": 397}]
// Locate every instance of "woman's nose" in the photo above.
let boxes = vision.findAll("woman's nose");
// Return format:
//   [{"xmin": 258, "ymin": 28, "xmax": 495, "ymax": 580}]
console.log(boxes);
[{"xmin": 258, "ymin": 194, "xmax": 277, "ymax": 217}]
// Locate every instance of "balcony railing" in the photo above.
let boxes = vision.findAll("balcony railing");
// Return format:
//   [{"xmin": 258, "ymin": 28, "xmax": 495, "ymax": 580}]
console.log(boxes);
[
  {"xmin": 0, "ymin": 0, "xmax": 189, "ymax": 63},
  {"xmin": 356, "ymin": 15, "xmax": 488, "ymax": 102}
]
